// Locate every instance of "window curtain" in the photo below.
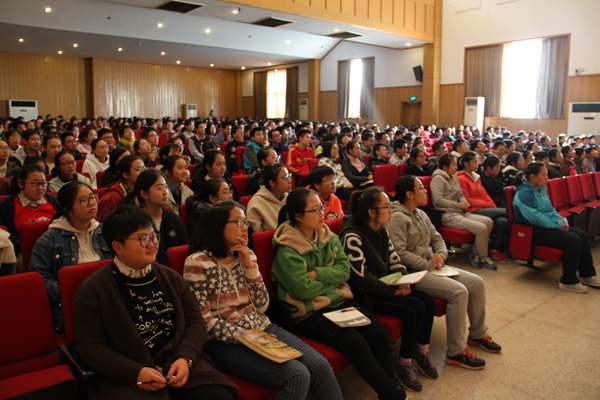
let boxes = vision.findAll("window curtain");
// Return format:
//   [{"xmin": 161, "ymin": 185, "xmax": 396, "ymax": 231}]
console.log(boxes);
[
  {"xmin": 266, "ymin": 69, "xmax": 286, "ymax": 118},
  {"xmin": 338, "ymin": 60, "xmax": 350, "ymax": 118},
  {"xmin": 465, "ymin": 45, "xmax": 503, "ymax": 117},
  {"xmin": 536, "ymin": 36, "xmax": 569, "ymax": 119},
  {"xmin": 284, "ymin": 67, "xmax": 299, "ymax": 120},
  {"xmin": 360, "ymin": 57, "xmax": 374, "ymax": 119},
  {"xmin": 253, "ymin": 71, "xmax": 267, "ymax": 118}
]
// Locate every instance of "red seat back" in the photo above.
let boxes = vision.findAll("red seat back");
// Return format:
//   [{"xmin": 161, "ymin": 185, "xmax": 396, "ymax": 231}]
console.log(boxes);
[
  {"xmin": 546, "ymin": 178, "xmax": 568, "ymax": 209},
  {"xmin": 578, "ymin": 173, "xmax": 596, "ymax": 200},
  {"xmin": 21, "ymin": 220, "xmax": 52, "ymax": 273},
  {"xmin": 593, "ymin": 172, "xmax": 600, "ymax": 197},
  {"xmin": 399, "ymin": 163, "xmax": 408, "ymax": 177},
  {"xmin": 232, "ymin": 174, "xmax": 248, "ymax": 197},
  {"xmin": 180, "ymin": 204, "xmax": 189, "ymax": 229},
  {"xmin": 324, "ymin": 217, "xmax": 343, "ymax": 236},
  {"xmin": 167, "ymin": 245, "xmax": 189, "ymax": 276},
  {"xmin": 253, "ymin": 230, "xmax": 277, "ymax": 293},
  {"xmin": 188, "ymin": 164, "xmax": 195, "ymax": 177},
  {"xmin": 221, "ymin": 141, "xmax": 229, "ymax": 159},
  {"xmin": 308, "ymin": 158, "xmax": 319, "ymax": 170},
  {"xmin": 564, "ymin": 175, "xmax": 584, "ymax": 204},
  {"xmin": 81, "ymin": 172, "xmax": 91, "ymax": 181},
  {"xmin": 419, "ymin": 176, "xmax": 433, "ymax": 208},
  {"xmin": 363, "ymin": 155, "xmax": 372, "ymax": 168},
  {"xmin": 96, "ymin": 170, "xmax": 105, "ymax": 188},
  {"xmin": 93, "ymin": 188, "xmax": 105, "ymax": 200},
  {"xmin": 76, "ymin": 160, "xmax": 84, "ymax": 173},
  {"xmin": 184, "ymin": 138, "xmax": 190, "ymax": 156},
  {"xmin": 282, "ymin": 151, "xmax": 288, "ymax": 166},
  {"xmin": 505, "ymin": 186, "xmax": 516, "ymax": 221},
  {"xmin": 241, "ymin": 196, "xmax": 251, "ymax": 208},
  {"xmin": 0, "ymin": 273, "xmax": 61, "ymax": 380},
  {"xmin": 157, "ymin": 132, "xmax": 168, "ymax": 148},
  {"xmin": 373, "ymin": 164, "xmax": 399, "ymax": 195},
  {"xmin": 237, "ymin": 146, "xmax": 246, "ymax": 174}
]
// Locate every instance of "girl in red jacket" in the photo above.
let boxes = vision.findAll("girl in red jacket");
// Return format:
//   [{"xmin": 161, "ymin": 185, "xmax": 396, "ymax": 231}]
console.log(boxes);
[{"xmin": 457, "ymin": 151, "xmax": 509, "ymax": 264}]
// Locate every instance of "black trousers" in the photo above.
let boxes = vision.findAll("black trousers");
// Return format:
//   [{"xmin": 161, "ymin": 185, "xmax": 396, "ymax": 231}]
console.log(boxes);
[
  {"xmin": 169, "ymin": 384, "xmax": 235, "ymax": 400},
  {"xmin": 532, "ymin": 227, "xmax": 597, "ymax": 284},
  {"xmin": 374, "ymin": 288, "xmax": 435, "ymax": 359},
  {"xmin": 293, "ymin": 300, "xmax": 405, "ymax": 400}
]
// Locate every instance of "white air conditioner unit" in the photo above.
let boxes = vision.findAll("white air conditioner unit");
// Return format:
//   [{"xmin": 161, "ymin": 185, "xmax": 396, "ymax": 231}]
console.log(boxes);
[
  {"xmin": 568, "ymin": 102, "xmax": 600, "ymax": 137},
  {"xmin": 464, "ymin": 97, "xmax": 485, "ymax": 134},
  {"xmin": 299, "ymin": 99, "xmax": 308, "ymax": 120},
  {"xmin": 9, "ymin": 100, "xmax": 38, "ymax": 120},
  {"xmin": 185, "ymin": 104, "xmax": 197, "ymax": 119}
]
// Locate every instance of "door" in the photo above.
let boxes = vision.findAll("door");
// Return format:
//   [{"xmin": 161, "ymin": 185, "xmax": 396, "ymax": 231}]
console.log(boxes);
[{"xmin": 402, "ymin": 102, "xmax": 422, "ymax": 126}]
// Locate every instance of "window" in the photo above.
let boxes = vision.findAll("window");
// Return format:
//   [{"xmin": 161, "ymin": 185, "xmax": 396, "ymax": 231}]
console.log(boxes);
[
  {"xmin": 347, "ymin": 59, "xmax": 363, "ymax": 118},
  {"xmin": 266, "ymin": 69, "xmax": 286, "ymax": 119},
  {"xmin": 500, "ymin": 38, "xmax": 543, "ymax": 119},
  {"xmin": 338, "ymin": 57, "xmax": 374, "ymax": 119}
]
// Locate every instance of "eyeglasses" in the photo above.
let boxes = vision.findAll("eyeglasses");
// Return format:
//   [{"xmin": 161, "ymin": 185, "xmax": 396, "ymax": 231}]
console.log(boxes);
[
  {"xmin": 95, "ymin": 145, "xmax": 109, "ymax": 150},
  {"xmin": 133, "ymin": 166, "xmax": 147, "ymax": 173},
  {"xmin": 226, "ymin": 219, "xmax": 249, "ymax": 228},
  {"xmin": 22, "ymin": 180, "xmax": 47, "ymax": 188},
  {"xmin": 0, "ymin": 147, "xmax": 9, "ymax": 151},
  {"xmin": 60, "ymin": 160, "xmax": 76, "ymax": 166},
  {"xmin": 77, "ymin": 194, "xmax": 99, "ymax": 207},
  {"xmin": 126, "ymin": 232, "xmax": 160, "ymax": 247},
  {"xmin": 373, "ymin": 203, "xmax": 392, "ymax": 211},
  {"xmin": 278, "ymin": 173, "xmax": 293, "ymax": 181},
  {"xmin": 301, "ymin": 204, "xmax": 326, "ymax": 215},
  {"xmin": 321, "ymin": 178, "xmax": 335, "ymax": 184},
  {"xmin": 148, "ymin": 134, "xmax": 158, "ymax": 138},
  {"xmin": 219, "ymin": 189, "xmax": 232, "ymax": 196}
]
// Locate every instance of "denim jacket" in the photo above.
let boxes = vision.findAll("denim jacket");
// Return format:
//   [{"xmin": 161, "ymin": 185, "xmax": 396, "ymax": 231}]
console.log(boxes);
[{"xmin": 29, "ymin": 223, "xmax": 113, "ymax": 332}]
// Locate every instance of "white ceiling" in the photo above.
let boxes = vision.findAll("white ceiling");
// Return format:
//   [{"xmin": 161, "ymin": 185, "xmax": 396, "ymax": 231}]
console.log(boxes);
[{"xmin": 0, "ymin": 0, "xmax": 426, "ymax": 70}]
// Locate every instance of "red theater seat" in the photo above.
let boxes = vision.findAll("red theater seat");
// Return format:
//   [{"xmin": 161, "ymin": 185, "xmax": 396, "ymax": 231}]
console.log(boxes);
[
  {"xmin": 232, "ymin": 174, "xmax": 248, "ymax": 197},
  {"xmin": 373, "ymin": 164, "xmax": 399, "ymax": 196},
  {"xmin": 21, "ymin": 220, "xmax": 51, "ymax": 273}
]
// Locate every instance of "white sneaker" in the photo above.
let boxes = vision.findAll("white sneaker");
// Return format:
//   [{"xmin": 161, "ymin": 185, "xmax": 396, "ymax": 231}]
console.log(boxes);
[
  {"xmin": 558, "ymin": 282, "xmax": 589, "ymax": 293},
  {"xmin": 580, "ymin": 276, "xmax": 600, "ymax": 288}
]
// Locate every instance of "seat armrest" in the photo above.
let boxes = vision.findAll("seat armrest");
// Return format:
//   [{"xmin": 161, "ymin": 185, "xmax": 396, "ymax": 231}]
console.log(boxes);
[
  {"xmin": 60, "ymin": 344, "xmax": 94, "ymax": 381},
  {"xmin": 265, "ymin": 295, "xmax": 298, "ymax": 329},
  {"xmin": 571, "ymin": 202, "xmax": 600, "ymax": 209}
]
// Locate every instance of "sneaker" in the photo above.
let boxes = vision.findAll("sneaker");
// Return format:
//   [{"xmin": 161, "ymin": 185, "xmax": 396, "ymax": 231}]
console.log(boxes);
[
  {"xmin": 394, "ymin": 357, "xmax": 423, "ymax": 392},
  {"xmin": 580, "ymin": 276, "xmax": 600, "ymax": 288},
  {"xmin": 489, "ymin": 249, "xmax": 507, "ymax": 264},
  {"xmin": 413, "ymin": 351, "xmax": 439, "ymax": 379},
  {"xmin": 445, "ymin": 348, "xmax": 485, "ymax": 370},
  {"xmin": 468, "ymin": 252, "xmax": 481, "ymax": 269},
  {"xmin": 558, "ymin": 282, "xmax": 589, "ymax": 293},
  {"xmin": 468, "ymin": 336, "xmax": 502, "ymax": 353},
  {"xmin": 480, "ymin": 258, "xmax": 498, "ymax": 271}
]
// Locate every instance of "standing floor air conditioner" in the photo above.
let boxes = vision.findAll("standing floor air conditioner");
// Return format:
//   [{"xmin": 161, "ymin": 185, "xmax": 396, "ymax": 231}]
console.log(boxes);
[
  {"xmin": 464, "ymin": 97, "xmax": 485, "ymax": 134},
  {"xmin": 299, "ymin": 99, "xmax": 308, "ymax": 120},
  {"xmin": 568, "ymin": 102, "xmax": 600, "ymax": 136},
  {"xmin": 185, "ymin": 104, "xmax": 197, "ymax": 119},
  {"xmin": 9, "ymin": 100, "xmax": 38, "ymax": 120}
]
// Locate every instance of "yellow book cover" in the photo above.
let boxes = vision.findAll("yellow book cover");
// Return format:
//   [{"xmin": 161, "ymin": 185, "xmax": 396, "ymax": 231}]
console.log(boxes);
[{"xmin": 234, "ymin": 329, "xmax": 303, "ymax": 363}]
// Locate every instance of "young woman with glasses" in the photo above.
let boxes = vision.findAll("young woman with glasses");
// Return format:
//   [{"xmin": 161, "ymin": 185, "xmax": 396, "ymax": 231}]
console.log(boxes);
[
  {"xmin": 0, "ymin": 163, "xmax": 60, "ymax": 256},
  {"xmin": 271, "ymin": 188, "xmax": 407, "ymax": 400},
  {"xmin": 74, "ymin": 205, "xmax": 238, "ymax": 400},
  {"xmin": 246, "ymin": 162, "xmax": 292, "ymax": 233},
  {"xmin": 163, "ymin": 155, "xmax": 193, "ymax": 216},
  {"xmin": 82, "ymin": 138, "xmax": 110, "ymax": 189},
  {"xmin": 48, "ymin": 150, "xmax": 93, "ymax": 193},
  {"xmin": 185, "ymin": 178, "xmax": 233, "ymax": 237},
  {"xmin": 30, "ymin": 181, "xmax": 112, "ymax": 332},
  {"xmin": 98, "ymin": 155, "xmax": 145, "ymax": 221},
  {"xmin": 124, "ymin": 169, "xmax": 188, "ymax": 266},
  {"xmin": 191, "ymin": 150, "xmax": 239, "ymax": 201},
  {"xmin": 184, "ymin": 200, "xmax": 343, "ymax": 400}
]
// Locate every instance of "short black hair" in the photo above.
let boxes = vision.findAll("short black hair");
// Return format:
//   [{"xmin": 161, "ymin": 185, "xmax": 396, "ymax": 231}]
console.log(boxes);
[
  {"xmin": 250, "ymin": 127, "xmax": 264, "ymax": 138},
  {"xmin": 373, "ymin": 142, "xmax": 386, "ymax": 155},
  {"xmin": 23, "ymin": 129, "xmax": 41, "ymax": 141},
  {"xmin": 297, "ymin": 129, "xmax": 311, "ymax": 139},
  {"xmin": 452, "ymin": 139, "xmax": 465, "ymax": 152},
  {"xmin": 535, "ymin": 150, "xmax": 549, "ymax": 161},
  {"xmin": 102, "ymin": 205, "xmax": 157, "ymax": 252},
  {"xmin": 432, "ymin": 140, "xmax": 446, "ymax": 153},
  {"xmin": 393, "ymin": 139, "xmax": 407, "ymax": 152},
  {"xmin": 394, "ymin": 175, "xmax": 418, "ymax": 203},
  {"xmin": 190, "ymin": 201, "xmax": 244, "ymax": 257},
  {"xmin": 307, "ymin": 166, "xmax": 335, "ymax": 190}
]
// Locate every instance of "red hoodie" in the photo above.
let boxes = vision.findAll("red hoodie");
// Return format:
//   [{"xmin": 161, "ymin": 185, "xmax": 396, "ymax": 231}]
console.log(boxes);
[
  {"xmin": 289, "ymin": 145, "xmax": 315, "ymax": 176},
  {"xmin": 457, "ymin": 171, "xmax": 496, "ymax": 213}
]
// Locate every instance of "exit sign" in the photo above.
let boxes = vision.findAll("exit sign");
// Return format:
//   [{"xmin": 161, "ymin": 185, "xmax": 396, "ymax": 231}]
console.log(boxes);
[{"xmin": 410, "ymin": 96, "xmax": 417, "ymax": 101}]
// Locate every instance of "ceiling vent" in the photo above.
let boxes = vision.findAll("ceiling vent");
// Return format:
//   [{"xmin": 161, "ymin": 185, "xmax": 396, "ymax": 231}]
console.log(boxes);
[
  {"xmin": 157, "ymin": 1, "xmax": 203, "ymax": 13},
  {"xmin": 326, "ymin": 31, "xmax": 363, "ymax": 39},
  {"xmin": 252, "ymin": 17, "xmax": 294, "ymax": 28}
]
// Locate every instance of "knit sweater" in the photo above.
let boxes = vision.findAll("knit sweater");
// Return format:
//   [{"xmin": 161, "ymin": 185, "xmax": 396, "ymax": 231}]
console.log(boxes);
[
  {"xmin": 457, "ymin": 171, "xmax": 496, "ymax": 212},
  {"xmin": 246, "ymin": 186, "xmax": 288, "ymax": 233},
  {"xmin": 318, "ymin": 157, "xmax": 351, "ymax": 189},
  {"xmin": 74, "ymin": 262, "xmax": 239, "ymax": 400},
  {"xmin": 271, "ymin": 222, "xmax": 353, "ymax": 321},
  {"xmin": 183, "ymin": 250, "xmax": 270, "ymax": 343}
]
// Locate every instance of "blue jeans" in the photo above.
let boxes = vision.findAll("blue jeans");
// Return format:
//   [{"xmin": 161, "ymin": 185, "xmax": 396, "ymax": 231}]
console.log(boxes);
[
  {"xmin": 204, "ymin": 324, "xmax": 342, "ymax": 400},
  {"xmin": 473, "ymin": 207, "xmax": 509, "ymax": 250}
]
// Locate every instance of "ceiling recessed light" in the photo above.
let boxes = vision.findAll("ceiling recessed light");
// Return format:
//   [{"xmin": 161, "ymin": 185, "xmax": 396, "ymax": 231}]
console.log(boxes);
[
  {"xmin": 45, "ymin": 7, "xmax": 51, "ymax": 12},
  {"xmin": 285, "ymin": 40, "xmax": 291, "ymax": 44},
  {"xmin": 58, "ymin": 50, "xmax": 62, "ymax": 54},
  {"xmin": 267, "ymin": 62, "xmax": 272, "ymax": 66},
  {"xmin": 118, "ymin": 47, "xmax": 123, "ymax": 51},
  {"xmin": 241, "ymin": 66, "xmax": 245, "ymax": 70},
  {"xmin": 205, "ymin": 28, "xmax": 211, "ymax": 34},
  {"xmin": 334, "ymin": 28, "xmax": 339, "ymax": 32},
  {"xmin": 176, "ymin": 60, "xmax": 181, "ymax": 64},
  {"xmin": 232, "ymin": 9, "xmax": 239, "ymax": 14},
  {"xmin": 157, "ymin": 22, "xmax": 163, "ymax": 28},
  {"xmin": 73, "ymin": 43, "xmax": 78, "ymax": 47},
  {"xmin": 406, "ymin": 43, "xmax": 411, "ymax": 46},
  {"xmin": 161, "ymin": 51, "xmax": 166, "ymax": 56},
  {"xmin": 18, "ymin": 38, "xmax": 24, "ymax": 42},
  {"xmin": 210, "ymin": 63, "xmax": 214, "ymax": 67}
]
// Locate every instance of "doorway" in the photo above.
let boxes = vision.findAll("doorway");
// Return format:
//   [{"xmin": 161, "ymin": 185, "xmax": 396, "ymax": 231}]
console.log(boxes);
[{"xmin": 402, "ymin": 102, "xmax": 422, "ymax": 126}]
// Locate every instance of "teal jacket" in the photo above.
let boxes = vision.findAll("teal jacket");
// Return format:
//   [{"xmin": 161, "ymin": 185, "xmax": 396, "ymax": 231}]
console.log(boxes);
[
  {"xmin": 513, "ymin": 181, "xmax": 565, "ymax": 232},
  {"xmin": 271, "ymin": 222, "xmax": 353, "ymax": 322}
]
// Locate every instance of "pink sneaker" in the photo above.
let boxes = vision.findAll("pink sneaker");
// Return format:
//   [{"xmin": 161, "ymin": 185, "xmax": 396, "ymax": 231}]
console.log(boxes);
[{"xmin": 489, "ymin": 250, "xmax": 507, "ymax": 264}]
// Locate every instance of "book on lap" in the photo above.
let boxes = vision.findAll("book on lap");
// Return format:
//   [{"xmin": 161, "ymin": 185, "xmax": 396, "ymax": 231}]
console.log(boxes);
[
  {"xmin": 379, "ymin": 270, "xmax": 428, "ymax": 286},
  {"xmin": 431, "ymin": 266, "xmax": 460, "ymax": 277},
  {"xmin": 233, "ymin": 328, "xmax": 303, "ymax": 363},
  {"xmin": 323, "ymin": 307, "xmax": 371, "ymax": 327}
]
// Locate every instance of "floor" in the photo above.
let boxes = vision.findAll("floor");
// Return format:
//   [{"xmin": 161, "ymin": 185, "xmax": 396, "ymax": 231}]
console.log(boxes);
[{"xmin": 324, "ymin": 243, "xmax": 600, "ymax": 400}]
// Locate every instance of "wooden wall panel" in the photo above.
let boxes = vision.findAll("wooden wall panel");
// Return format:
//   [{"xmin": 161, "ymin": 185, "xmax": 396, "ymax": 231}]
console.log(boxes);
[
  {"xmin": 103, "ymin": 60, "xmax": 237, "ymax": 119},
  {"xmin": 0, "ymin": 51, "xmax": 88, "ymax": 118},
  {"xmin": 381, "ymin": 0, "xmax": 394, "ymax": 24},
  {"xmin": 311, "ymin": 0, "xmax": 326, "ymax": 8},
  {"xmin": 242, "ymin": 96, "xmax": 254, "ymax": 118},
  {"xmin": 355, "ymin": 0, "xmax": 369, "ymax": 18},
  {"xmin": 439, "ymin": 83, "xmax": 464, "ymax": 127},
  {"xmin": 394, "ymin": 0, "xmax": 405, "ymax": 26},
  {"xmin": 425, "ymin": 4, "xmax": 435, "ymax": 34},
  {"xmin": 369, "ymin": 0, "xmax": 382, "ymax": 21},
  {"xmin": 405, "ymin": 0, "xmax": 416, "ymax": 30},
  {"xmin": 327, "ymin": 0, "xmax": 341, "ymax": 12},
  {"xmin": 415, "ymin": 1, "xmax": 426, "ymax": 32}
]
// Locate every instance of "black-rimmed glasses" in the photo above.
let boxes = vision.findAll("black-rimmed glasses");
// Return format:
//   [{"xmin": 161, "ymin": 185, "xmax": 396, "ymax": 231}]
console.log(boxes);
[
  {"xmin": 126, "ymin": 232, "xmax": 160, "ymax": 247},
  {"xmin": 301, "ymin": 204, "xmax": 326, "ymax": 215},
  {"xmin": 77, "ymin": 194, "xmax": 99, "ymax": 207},
  {"xmin": 226, "ymin": 219, "xmax": 249, "ymax": 228}
]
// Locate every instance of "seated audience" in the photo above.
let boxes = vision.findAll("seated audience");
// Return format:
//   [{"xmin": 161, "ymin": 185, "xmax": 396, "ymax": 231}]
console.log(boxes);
[
  {"xmin": 6, "ymin": 129, "xmax": 21, "ymax": 156},
  {"xmin": 187, "ymin": 121, "xmax": 205, "ymax": 165},
  {"xmin": 247, "ymin": 148, "xmax": 278, "ymax": 196},
  {"xmin": 547, "ymin": 148, "xmax": 565, "ymax": 178},
  {"xmin": 458, "ymin": 152, "xmax": 509, "ymax": 263},
  {"xmin": 318, "ymin": 141, "xmax": 354, "ymax": 201},
  {"xmin": 30, "ymin": 181, "xmax": 112, "ymax": 332},
  {"xmin": 513, "ymin": 162, "xmax": 599, "ymax": 293},
  {"xmin": 431, "ymin": 154, "xmax": 497, "ymax": 270},
  {"xmin": 369, "ymin": 143, "xmax": 389, "ymax": 172},
  {"xmin": 271, "ymin": 188, "xmax": 407, "ymax": 400},
  {"xmin": 341, "ymin": 187, "xmax": 437, "ymax": 391},
  {"xmin": 469, "ymin": 139, "xmax": 488, "ymax": 165},
  {"xmin": 48, "ymin": 150, "xmax": 94, "ymax": 192},
  {"xmin": 184, "ymin": 201, "xmax": 343, "ymax": 400},
  {"xmin": 154, "ymin": 143, "xmax": 180, "ymax": 172},
  {"xmin": 288, "ymin": 129, "xmax": 315, "ymax": 179},
  {"xmin": 388, "ymin": 139, "xmax": 408, "ymax": 166},
  {"xmin": 134, "ymin": 138, "xmax": 157, "ymax": 168},
  {"xmin": 389, "ymin": 175, "xmax": 500, "ymax": 370},
  {"xmin": 479, "ymin": 155, "xmax": 506, "ymax": 208},
  {"xmin": 522, "ymin": 150, "xmax": 534, "ymax": 167},
  {"xmin": 360, "ymin": 131, "xmax": 375, "ymax": 156},
  {"xmin": 73, "ymin": 205, "xmax": 238, "ymax": 400},
  {"xmin": 307, "ymin": 166, "xmax": 343, "ymax": 220},
  {"xmin": 500, "ymin": 152, "xmax": 525, "ymax": 187},
  {"xmin": 560, "ymin": 145, "xmax": 577, "ymax": 176},
  {"xmin": 118, "ymin": 125, "xmax": 136, "ymax": 151},
  {"xmin": 141, "ymin": 128, "xmax": 160, "ymax": 162},
  {"xmin": 78, "ymin": 127, "xmax": 97, "ymax": 156},
  {"xmin": 405, "ymin": 148, "xmax": 431, "ymax": 177},
  {"xmin": 573, "ymin": 147, "xmax": 588, "ymax": 174},
  {"xmin": 82, "ymin": 138, "xmax": 110, "ymax": 189},
  {"xmin": 163, "ymin": 155, "xmax": 193, "ymax": 216},
  {"xmin": 0, "ymin": 163, "xmax": 60, "ymax": 254},
  {"xmin": 191, "ymin": 150, "xmax": 239, "ymax": 201},
  {"xmin": 0, "ymin": 140, "xmax": 9, "ymax": 178},
  {"xmin": 246, "ymin": 163, "xmax": 291, "ymax": 233},
  {"xmin": 7, "ymin": 129, "xmax": 43, "ymax": 176},
  {"xmin": 185, "ymin": 178, "xmax": 233, "ymax": 237},
  {"xmin": 102, "ymin": 147, "xmax": 129, "ymax": 187},
  {"xmin": 98, "ymin": 155, "xmax": 145, "ymax": 221},
  {"xmin": 225, "ymin": 125, "xmax": 245, "ymax": 173},
  {"xmin": 342, "ymin": 141, "xmax": 373, "ymax": 188},
  {"xmin": 427, "ymin": 141, "xmax": 448, "ymax": 171},
  {"xmin": 42, "ymin": 134, "xmax": 62, "ymax": 173},
  {"xmin": 62, "ymin": 131, "xmax": 86, "ymax": 161},
  {"xmin": 584, "ymin": 147, "xmax": 597, "ymax": 172},
  {"xmin": 243, "ymin": 127, "xmax": 264, "ymax": 170},
  {"xmin": 269, "ymin": 128, "xmax": 288, "ymax": 160},
  {"xmin": 124, "ymin": 170, "xmax": 188, "ymax": 265}
]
